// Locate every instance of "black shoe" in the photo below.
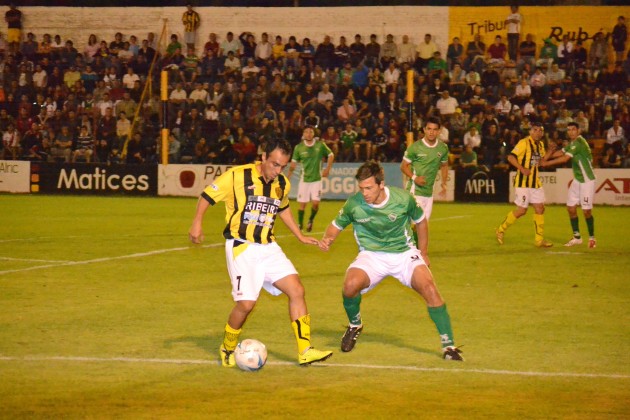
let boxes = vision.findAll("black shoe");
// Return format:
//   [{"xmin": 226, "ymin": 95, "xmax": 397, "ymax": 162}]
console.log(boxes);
[
  {"xmin": 442, "ymin": 346, "xmax": 464, "ymax": 361},
  {"xmin": 306, "ymin": 221, "xmax": 313, "ymax": 232},
  {"xmin": 341, "ymin": 325, "xmax": 363, "ymax": 352}
]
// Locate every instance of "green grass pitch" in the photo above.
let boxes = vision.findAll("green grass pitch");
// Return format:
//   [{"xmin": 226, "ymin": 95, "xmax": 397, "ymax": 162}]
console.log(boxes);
[{"xmin": 0, "ymin": 195, "xmax": 628, "ymax": 418}]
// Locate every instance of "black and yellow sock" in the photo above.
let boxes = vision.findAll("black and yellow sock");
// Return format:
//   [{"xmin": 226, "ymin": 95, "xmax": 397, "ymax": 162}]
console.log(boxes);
[
  {"xmin": 586, "ymin": 216, "xmax": 594, "ymax": 237},
  {"xmin": 428, "ymin": 304, "xmax": 454, "ymax": 348},
  {"xmin": 498, "ymin": 211, "xmax": 517, "ymax": 232},
  {"xmin": 533, "ymin": 213, "xmax": 545, "ymax": 243},
  {"xmin": 291, "ymin": 314, "xmax": 312, "ymax": 354},
  {"xmin": 222, "ymin": 323, "xmax": 241, "ymax": 352},
  {"xmin": 343, "ymin": 293, "xmax": 362, "ymax": 326},
  {"xmin": 570, "ymin": 217, "xmax": 580, "ymax": 238},
  {"xmin": 298, "ymin": 210, "xmax": 305, "ymax": 227}
]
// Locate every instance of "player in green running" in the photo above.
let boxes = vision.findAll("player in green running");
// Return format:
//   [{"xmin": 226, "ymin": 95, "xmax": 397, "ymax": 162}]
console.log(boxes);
[
  {"xmin": 287, "ymin": 127, "xmax": 335, "ymax": 232},
  {"xmin": 319, "ymin": 161, "xmax": 463, "ymax": 361},
  {"xmin": 400, "ymin": 117, "xmax": 449, "ymax": 222},
  {"xmin": 541, "ymin": 122, "xmax": 597, "ymax": 248}
]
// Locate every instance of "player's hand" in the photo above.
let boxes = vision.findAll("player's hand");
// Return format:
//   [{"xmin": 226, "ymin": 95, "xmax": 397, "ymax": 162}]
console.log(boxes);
[
  {"xmin": 188, "ymin": 225, "xmax": 204, "ymax": 244},
  {"xmin": 298, "ymin": 235, "xmax": 320, "ymax": 246},
  {"xmin": 520, "ymin": 167, "xmax": 531, "ymax": 176},
  {"xmin": 319, "ymin": 236, "xmax": 333, "ymax": 251},
  {"xmin": 414, "ymin": 175, "xmax": 426, "ymax": 186}
]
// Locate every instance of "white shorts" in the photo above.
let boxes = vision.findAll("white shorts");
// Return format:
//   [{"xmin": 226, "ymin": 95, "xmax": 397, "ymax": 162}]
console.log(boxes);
[
  {"xmin": 514, "ymin": 187, "xmax": 545, "ymax": 208},
  {"xmin": 348, "ymin": 248, "xmax": 427, "ymax": 294},
  {"xmin": 567, "ymin": 179, "xmax": 595, "ymax": 210},
  {"xmin": 184, "ymin": 31, "xmax": 196, "ymax": 44},
  {"xmin": 297, "ymin": 180, "xmax": 322, "ymax": 203},
  {"xmin": 414, "ymin": 195, "xmax": 434, "ymax": 220},
  {"xmin": 224, "ymin": 239, "xmax": 298, "ymax": 301}
]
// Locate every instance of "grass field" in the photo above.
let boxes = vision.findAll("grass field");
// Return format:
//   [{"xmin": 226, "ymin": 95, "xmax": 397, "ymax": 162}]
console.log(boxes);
[{"xmin": 0, "ymin": 194, "xmax": 629, "ymax": 419}]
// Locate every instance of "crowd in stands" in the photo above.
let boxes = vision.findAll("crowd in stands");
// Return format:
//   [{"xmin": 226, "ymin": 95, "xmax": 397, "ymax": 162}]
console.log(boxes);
[{"xmin": 1, "ymin": 19, "xmax": 629, "ymax": 169}]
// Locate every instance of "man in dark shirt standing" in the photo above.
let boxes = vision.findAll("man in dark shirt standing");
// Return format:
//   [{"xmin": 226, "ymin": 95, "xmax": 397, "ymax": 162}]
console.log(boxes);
[{"xmin": 5, "ymin": 3, "xmax": 22, "ymax": 53}]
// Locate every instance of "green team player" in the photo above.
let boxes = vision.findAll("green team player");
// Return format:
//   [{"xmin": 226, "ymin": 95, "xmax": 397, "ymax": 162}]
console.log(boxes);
[
  {"xmin": 400, "ymin": 117, "xmax": 449, "ymax": 222},
  {"xmin": 320, "ymin": 161, "xmax": 463, "ymax": 361},
  {"xmin": 287, "ymin": 126, "xmax": 335, "ymax": 232},
  {"xmin": 541, "ymin": 122, "xmax": 597, "ymax": 248}
]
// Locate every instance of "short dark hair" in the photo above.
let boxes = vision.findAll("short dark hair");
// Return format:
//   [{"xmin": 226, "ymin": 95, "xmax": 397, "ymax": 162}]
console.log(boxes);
[
  {"xmin": 567, "ymin": 122, "xmax": 579, "ymax": 129},
  {"xmin": 263, "ymin": 137, "xmax": 292, "ymax": 157},
  {"xmin": 425, "ymin": 116, "xmax": 441, "ymax": 128},
  {"xmin": 356, "ymin": 160, "xmax": 385, "ymax": 184}
]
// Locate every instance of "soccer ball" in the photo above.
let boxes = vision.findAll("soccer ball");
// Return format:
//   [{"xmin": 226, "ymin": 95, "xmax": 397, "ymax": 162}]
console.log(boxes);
[{"xmin": 234, "ymin": 339, "xmax": 268, "ymax": 372}]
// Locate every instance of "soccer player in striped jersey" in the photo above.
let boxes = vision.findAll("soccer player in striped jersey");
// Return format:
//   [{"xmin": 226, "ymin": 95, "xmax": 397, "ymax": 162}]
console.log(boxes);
[
  {"xmin": 541, "ymin": 122, "xmax": 597, "ymax": 248},
  {"xmin": 189, "ymin": 138, "xmax": 333, "ymax": 367},
  {"xmin": 496, "ymin": 121, "xmax": 554, "ymax": 247},
  {"xmin": 320, "ymin": 161, "xmax": 463, "ymax": 361}
]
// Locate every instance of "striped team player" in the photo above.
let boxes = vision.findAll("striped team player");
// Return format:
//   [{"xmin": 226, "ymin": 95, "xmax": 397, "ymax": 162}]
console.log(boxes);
[
  {"xmin": 541, "ymin": 122, "xmax": 597, "ymax": 248},
  {"xmin": 496, "ymin": 121, "xmax": 554, "ymax": 247},
  {"xmin": 320, "ymin": 161, "xmax": 463, "ymax": 361},
  {"xmin": 188, "ymin": 138, "xmax": 332, "ymax": 367}
]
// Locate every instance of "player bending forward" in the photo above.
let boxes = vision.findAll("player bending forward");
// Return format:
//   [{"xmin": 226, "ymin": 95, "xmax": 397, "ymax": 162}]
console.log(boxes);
[{"xmin": 319, "ymin": 161, "xmax": 463, "ymax": 361}]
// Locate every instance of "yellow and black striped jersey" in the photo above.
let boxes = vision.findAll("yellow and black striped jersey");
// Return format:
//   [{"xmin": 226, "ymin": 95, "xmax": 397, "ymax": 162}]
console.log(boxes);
[
  {"xmin": 201, "ymin": 163, "xmax": 291, "ymax": 244},
  {"xmin": 182, "ymin": 11, "xmax": 200, "ymax": 32},
  {"xmin": 510, "ymin": 136, "xmax": 546, "ymax": 189}
]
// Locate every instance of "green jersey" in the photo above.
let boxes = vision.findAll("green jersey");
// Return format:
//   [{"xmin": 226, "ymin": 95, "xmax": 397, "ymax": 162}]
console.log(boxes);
[
  {"xmin": 292, "ymin": 140, "xmax": 333, "ymax": 183},
  {"xmin": 333, "ymin": 186, "xmax": 424, "ymax": 253},
  {"xmin": 403, "ymin": 138, "xmax": 449, "ymax": 197},
  {"xmin": 563, "ymin": 136, "xmax": 595, "ymax": 183},
  {"xmin": 340, "ymin": 130, "xmax": 358, "ymax": 149}
]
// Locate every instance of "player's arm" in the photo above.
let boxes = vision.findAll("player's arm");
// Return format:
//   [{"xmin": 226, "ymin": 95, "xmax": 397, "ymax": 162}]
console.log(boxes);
[
  {"xmin": 541, "ymin": 152, "xmax": 571, "ymax": 167},
  {"xmin": 322, "ymin": 152, "xmax": 334, "ymax": 177},
  {"xmin": 400, "ymin": 159, "xmax": 425, "ymax": 186},
  {"xmin": 278, "ymin": 207, "xmax": 318, "ymax": 246},
  {"xmin": 507, "ymin": 153, "xmax": 530, "ymax": 176},
  {"xmin": 189, "ymin": 196, "xmax": 211, "ymax": 244},
  {"xmin": 320, "ymin": 223, "xmax": 342, "ymax": 252},
  {"xmin": 286, "ymin": 161, "xmax": 297, "ymax": 178},
  {"xmin": 440, "ymin": 162, "xmax": 448, "ymax": 192}
]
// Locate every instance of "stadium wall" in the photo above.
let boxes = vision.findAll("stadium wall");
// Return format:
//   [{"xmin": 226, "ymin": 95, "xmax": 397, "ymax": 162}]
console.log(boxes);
[
  {"xmin": 12, "ymin": 5, "xmax": 627, "ymax": 58},
  {"xmin": 449, "ymin": 6, "xmax": 629, "ymax": 61},
  {"xmin": 14, "ymin": 6, "xmax": 450, "ymax": 54}
]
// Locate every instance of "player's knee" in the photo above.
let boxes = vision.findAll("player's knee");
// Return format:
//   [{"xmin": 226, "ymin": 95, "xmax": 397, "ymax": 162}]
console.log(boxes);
[{"xmin": 236, "ymin": 300, "xmax": 256, "ymax": 314}]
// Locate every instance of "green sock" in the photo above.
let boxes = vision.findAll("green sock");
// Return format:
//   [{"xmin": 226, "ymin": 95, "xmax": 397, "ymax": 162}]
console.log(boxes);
[
  {"xmin": 586, "ymin": 216, "xmax": 594, "ymax": 237},
  {"xmin": 343, "ymin": 293, "xmax": 362, "ymax": 326},
  {"xmin": 309, "ymin": 208, "xmax": 318, "ymax": 222},
  {"xmin": 570, "ymin": 217, "xmax": 580, "ymax": 238},
  {"xmin": 298, "ymin": 210, "xmax": 305, "ymax": 227},
  {"xmin": 428, "ymin": 304, "xmax": 454, "ymax": 348}
]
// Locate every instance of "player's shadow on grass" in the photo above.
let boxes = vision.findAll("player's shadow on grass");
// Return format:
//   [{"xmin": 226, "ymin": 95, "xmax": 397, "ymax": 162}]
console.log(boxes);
[{"xmin": 316, "ymin": 327, "xmax": 441, "ymax": 358}]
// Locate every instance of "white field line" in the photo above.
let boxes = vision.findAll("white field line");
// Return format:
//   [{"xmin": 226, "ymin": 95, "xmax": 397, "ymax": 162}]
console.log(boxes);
[
  {"xmin": 0, "ymin": 355, "xmax": 627, "ymax": 379},
  {"xmin": 0, "ymin": 242, "xmax": 224, "ymax": 276},
  {"xmin": 0, "ymin": 257, "xmax": 73, "ymax": 263},
  {"xmin": 0, "ymin": 214, "xmax": 471, "ymax": 276}
]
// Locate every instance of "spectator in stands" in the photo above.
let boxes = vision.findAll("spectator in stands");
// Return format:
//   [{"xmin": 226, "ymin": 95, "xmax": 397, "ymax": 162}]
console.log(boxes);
[
  {"xmin": 5, "ymin": 3, "xmax": 22, "ymax": 52},
  {"xmin": 464, "ymin": 34, "xmax": 486, "ymax": 73},
  {"xmin": 415, "ymin": 33, "xmax": 437, "ymax": 73},
  {"xmin": 601, "ymin": 145, "xmax": 622, "ymax": 168},
  {"xmin": 2, "ymin": 122, "xmax": 20, "ymax": 160},
  {"xmin": 380, "ymin": 34, "xmax": 398, "ymax": 69},
  {"xmin": 397, "ymin": 35, "xmax": 415, "ymax": 66},
  {"xmin": 589, "ymin": 32, "xmax": 608, "ymax": 70},
  {"xmin": 537, "ymin": 38, "xmax": 557, "ymax": 70},
  {"xmin": 612, "ymin": 16, "xmax": 627, "ymax": 65},
  {"xmin": 606, "ymin": 119, "xmax": 626, "ymax": 154},
  {"xmin": 447, "ymin": 37, "xmax": 464, "ymax": 70},
  {"xmin": 349, "ymin": 34, "xmax": 366, "ymax": 67},
  {"xmin": 73, "ymin": 124, "xmax": 93, "ymax": 163},
  {"xmin": 486, "ymin": 35, "xmax": 507, "ymax": 68},
  {"xmin": 365, "ymin": 34, "xmax": 380, "ymax": 69}
]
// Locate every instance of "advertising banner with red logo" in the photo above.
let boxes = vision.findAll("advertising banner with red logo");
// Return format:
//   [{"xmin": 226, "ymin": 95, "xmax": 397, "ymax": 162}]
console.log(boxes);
[
  {"xmin": 158, "ymin": 164, "xmax": 234, "ymax": 197},
  {"xmin": 509, "ymin": 169, "xmax": 630, "ymax": 206}
]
